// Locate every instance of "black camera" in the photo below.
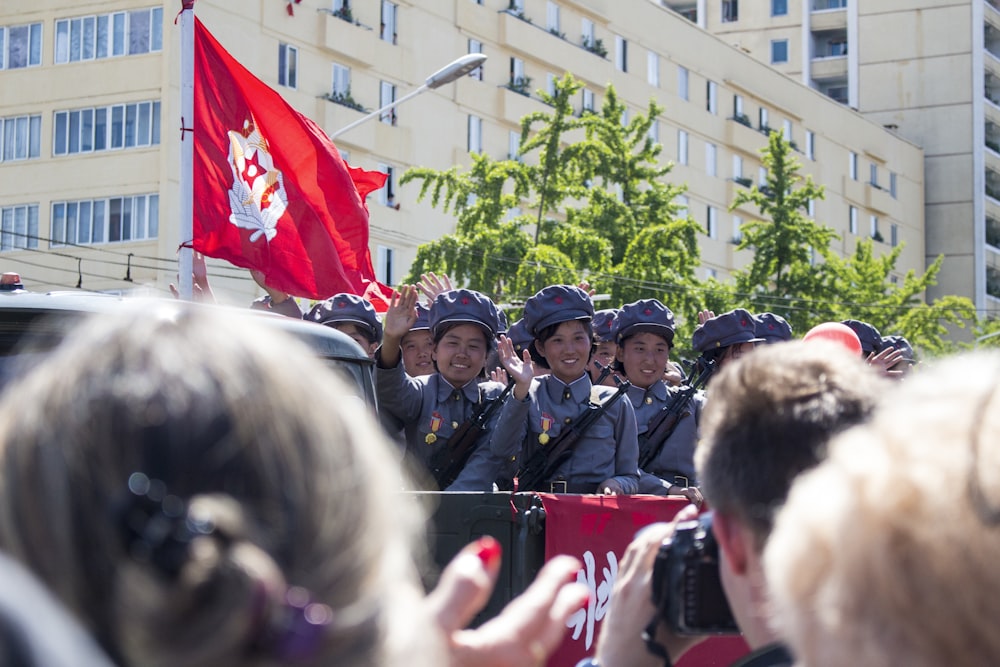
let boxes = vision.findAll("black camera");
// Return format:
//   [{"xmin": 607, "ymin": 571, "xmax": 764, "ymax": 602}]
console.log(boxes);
[{"xmin": 650, "ymin": 512, "xmax": 740, "ymax": 635}]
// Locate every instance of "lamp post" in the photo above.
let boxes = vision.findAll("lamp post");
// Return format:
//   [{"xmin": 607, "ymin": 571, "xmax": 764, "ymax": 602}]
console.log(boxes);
[
  {"xmin": 329, "ymin": 53, "xmax": 487, "ymax": 139},
  {"xmin": 975, "ymin": 330, "xmax": 1000, "ymax": 348}
]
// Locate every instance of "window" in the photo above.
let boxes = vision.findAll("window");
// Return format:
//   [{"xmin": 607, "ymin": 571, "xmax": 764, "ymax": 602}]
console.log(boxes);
[
  {"xmin": 509, "ymin": 130, "xmax": 521, "ymax": 161},
  {"xmin": 377, "ymin": 245, "xmax": 394, "ymax": 284},
  {"xmin": 706, "ymin": 143, "xmax": 717, "ymax": 177},
  {"xmin": 705, "ymin": 267, "xmax": 718, "ymax": 280},
  {"xmin": 647, "ymin": 51, "xmax": 659, "ymax": 87},
  {"xmin": 891, "ymin": 223, "xmax": 899, "ymax": 247},
  {"xmin": 615, "ymin": 35, "xmax": 627, "ymax": 72},
  {"xmin": 722, "ymin": 0, "xmax": 738, "ymax": 22},
  {"xmin": 676, "ymin": 195, "xmax": 689, "ymax": 217},
  {"xmin": 380, "ymin": 0, "xmax": 398, "ymax": 44},
  {"xmin": 546, "ymin": 2, "xmax": 560, "ymax": 33},
  {"xmin": 772, "ymin": 0, "xmax": 788, "ymax": 15},
  {"xmin": 849, "ymin": 206, "xmax": 857, "ymax": 235},
  {"xmin": 0, "ymin": 114, "xmax": 42, "ymax": 162},
  {"xmin": 332, "ymin": 63, "xmax": 350, "ymax": 97},
  {"xmin": 510, "ymin": 56, "xmax": 526, "ymax": 90},
  {"xmin": 870, "ymin": 215, "xmax": 881, "ymax": 241},
  {"xmin": 771, "ymin": 39, "xmax": 788, "ymax": 64},
  {"xmin": 706, "ymin": 206, "xmax": 718, "ymax": 239},
  {"xmin": 377, "ymin": 164, "xmax": 397, "ymax": 207},
  {"xmin": 379, "ymin": 82, "xmax": 396, "ymax": 125},
  {"xmin": 678, "ymin": 66, "xmax": 689, "ymax": 101},
  {"xmin": 648, "ymin": 119, "xmax": 660, "ymax": 143},
  {"xmin": 0, "ymin": 204, "xmax": 39, "ymax": 251},
  {"xmin": 849, "ymin": 152, "xmax": 858, "ymax": 180},
  {"xmin": 733, "ymin": 94, "xmax": 744, "ymax": 118},
  {"xmin": 783, "ymin": 119, "xmax": 792, "ymax": 141},
  {"xmin": 758, "ymin": 166, "xmax": 768, "ymax": 186},
  {"xmin": 707, "ymin": 80, "xmax": 718, "ymax": 114},
  {"xmin": 870, "ymin": 163, "xmax": 879, "ymax": 188},
  {"xmin": 678, "ymin": 130, "xmax": 689, "ymax": 165},
  {"xmin": 278, "ymin": 43, "xmax": 297, "ymax": 88},
  {"xmin": 509, "ymin": 0, "xmax": 524, "ymax": 10},
  {"xmin": 1, "ymin": 22, "xmax": 42, "ymax": 69},
  {"xmin": 829, "ymin": 38, "xmax": 847, "ymax": 57},
  {"xmin": 620, "ymin": 108, "xmax": 629, "ymax": 127},
  {"xmin": 546, "ymin": 72, "xmax": 557, "ymax": 98},
  {"xmin": 53, "ymin": 101, "xmax": 160, "ymax": 156},
  {"xmin": 581, "ymin": 88, "xmax": 594, "ymax": 113},
  {"xmin": 759, "ymin": 107, "xmax": 770, "ymax": 131},
  {"xmin": 807, "ymin": 199, "xmax": 815, "ymax": 217},
  {"xmin": 468, "ymin": 115, "xmax": 482, "ymax": 153},
  {"xmin": 51, "ymin": 194, "xmax": 158, "ymax": 246},
  {"xmin": 467, "ymin": 39, "xmax": 483, "ymax": 80},
  {"xmin": 732, "ymin": 216, "xmax": 743, "ymax": 243},
  {"xmin": 806, "ymin": 130, "xmax": 815, "ymax": 160},
  {"xmin": 732, "ymin": 154, "xmax": 743, "ymax": 180},
  {"xmin": 127, "ymin": 7, "xmax": 162, "ymax": 55},
  {"xmin": 890, "ymin": 172, "xmax": 898, "ymax": 198},
  {"xmin": 581, "ymin": 18, "xmax": 595, "ymax": 50}
]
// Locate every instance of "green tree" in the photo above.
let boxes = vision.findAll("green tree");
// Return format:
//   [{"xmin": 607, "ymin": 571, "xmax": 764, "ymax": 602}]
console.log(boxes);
[
  {"xmin": 729, "ymin": 131, "xmax": 832, "ymax": 332},
  {"xmin": 729, "ymin": 132, "xmax": 975, "ymax": 354},
  {"xmin": 401, "ymin": 73, "xmax": 702, "ymax": 318}
]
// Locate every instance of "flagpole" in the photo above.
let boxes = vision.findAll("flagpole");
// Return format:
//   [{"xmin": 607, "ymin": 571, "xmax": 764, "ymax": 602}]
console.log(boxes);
[{"xmin": 179, "ymin": 3, "xmax": 195, "ymax": 300}]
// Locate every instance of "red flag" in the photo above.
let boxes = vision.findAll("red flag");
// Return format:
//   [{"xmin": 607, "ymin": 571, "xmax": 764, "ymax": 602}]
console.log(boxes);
[{"xmin": 192, "ymin": 18, "xmax": 388, "ymax": 300}]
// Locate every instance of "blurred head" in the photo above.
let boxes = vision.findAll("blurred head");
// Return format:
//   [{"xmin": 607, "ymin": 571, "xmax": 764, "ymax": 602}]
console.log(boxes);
[
  {"xmin": 692, "ymin": 309, "xmax": 763, "ymax": 373},
  {"xmin": 0, "ymin": 303, "xmax": 435, "ymax": 667},
  {"xmin": 696, "ymin": 340, "xmax": 884, "ymax": 551},
  {"xmin": 765, "ymin": 352, "xmax": 1000, "ymax": 667}
]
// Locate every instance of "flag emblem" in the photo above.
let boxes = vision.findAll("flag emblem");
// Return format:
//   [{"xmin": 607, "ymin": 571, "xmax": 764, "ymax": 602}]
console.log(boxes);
[{"xmin": 226, "ymin": 117, "xmax": 286, "ymax": 243}]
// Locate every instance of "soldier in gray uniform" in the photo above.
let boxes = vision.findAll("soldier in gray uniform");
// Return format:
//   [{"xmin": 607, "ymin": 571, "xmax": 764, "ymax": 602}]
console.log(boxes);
[
  {"xmin": 754, "ymin": 311, "xmax": 793, "ymax": 344},
  {"xmin": 376, "ymin": 285, "xmax": 510, "ymax": 491},
  {"xmin": 613, "ymin": 299, "xmax": 703, "ymax": 503},
  {"xmin": 305, "ymin": 293, "xmax": 383, "ymax": 358},
  {"xmin": 587, "ymin": 308, "xmax": 620, "ymax": 386},
  {"xmin": 400, "ymin": 303, "xmax": 434, "ymax": 377},
  {"xmin": 691, "ymin": 308, "xmax": 764, "ymax": 378},
  {"xmin": 493, "ymin": 285, "xmax": 639, "ymax": 495}
]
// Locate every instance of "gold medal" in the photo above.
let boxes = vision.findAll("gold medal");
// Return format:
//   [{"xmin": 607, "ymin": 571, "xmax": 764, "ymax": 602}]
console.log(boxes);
[
  {"xmin": 425, "ymin": 433, "xmax": 437, "ymax": 444},
  {"xmin": 538, "ymin": 432, "xmax": 550, "ymax": 445}
]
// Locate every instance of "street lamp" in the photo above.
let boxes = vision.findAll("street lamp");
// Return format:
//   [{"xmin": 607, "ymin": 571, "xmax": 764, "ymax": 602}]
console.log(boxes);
[
  {"xmin": 975, "ymin": 330, "xmax": 1000, "ymax": 348},
  {"xmin": 329, "ymin": 53, "xmax": 487, "ymax": 139}
]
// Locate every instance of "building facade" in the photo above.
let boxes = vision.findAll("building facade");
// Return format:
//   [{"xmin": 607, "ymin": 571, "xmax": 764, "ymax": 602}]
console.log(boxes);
[
  {"xmin": 666, "ymin": 0, "xmax": 999, "ymax": 318},
  {"xmin": 0, "ymin": 0, "xmax": 923, "ymax": 309}
]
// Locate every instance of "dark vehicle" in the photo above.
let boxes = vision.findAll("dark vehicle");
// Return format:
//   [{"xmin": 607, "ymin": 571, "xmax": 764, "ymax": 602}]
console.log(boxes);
[{"xmin": 0, "ymin": 291, "xmax": 376, "ymax": 408}]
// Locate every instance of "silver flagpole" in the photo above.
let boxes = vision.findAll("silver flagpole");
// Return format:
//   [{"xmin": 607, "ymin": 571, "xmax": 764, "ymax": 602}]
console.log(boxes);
[{"xmin": 178, "ymin": 3, "xmax": 194, "ymax": 299}]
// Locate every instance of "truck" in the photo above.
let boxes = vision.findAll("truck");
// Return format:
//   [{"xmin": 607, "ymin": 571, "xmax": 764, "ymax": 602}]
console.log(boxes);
[{"xmin": 0, "ymin": 288, "xmax": 747, "ymax": 667}]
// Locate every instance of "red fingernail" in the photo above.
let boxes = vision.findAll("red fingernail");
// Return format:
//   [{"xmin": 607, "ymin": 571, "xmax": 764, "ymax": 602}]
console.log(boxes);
[{"xmin": 475, "ymin": 536, "xmax": 502, "ymax": 568}]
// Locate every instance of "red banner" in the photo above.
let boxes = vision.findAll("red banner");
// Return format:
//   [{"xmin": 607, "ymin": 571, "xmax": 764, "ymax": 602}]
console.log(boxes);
[{"xmin": 539, "ymin": 494, "xmax": 749, "ymax": 667}]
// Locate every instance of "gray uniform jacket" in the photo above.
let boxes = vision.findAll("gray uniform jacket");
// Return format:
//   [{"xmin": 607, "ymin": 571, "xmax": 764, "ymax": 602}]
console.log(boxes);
[
  {"xmin": 376, "ymin": 359, "xmax": 509, "ymax": 491},
  {"xmin": 490, "ymin": 373, "xmax": 640, "ymax": 494},
  {"xmin": 629, "ymin": 381, "xmax": 704, "ymax": 494}
]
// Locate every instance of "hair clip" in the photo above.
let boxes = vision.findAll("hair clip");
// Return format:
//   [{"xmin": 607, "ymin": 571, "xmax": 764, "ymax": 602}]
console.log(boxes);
[
  {"xmin": 117, "ymin": 472, "xmax": 216, "ymax": 578},
  {"xmin": 255, "ymin": 585, "xmax": 334, "ymax": 662}
]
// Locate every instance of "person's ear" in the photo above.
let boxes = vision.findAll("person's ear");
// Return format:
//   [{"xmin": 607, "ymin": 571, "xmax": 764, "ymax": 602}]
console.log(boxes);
[
  {"xmin": 534, "ymin": 339, "xmax": 546, "ymax": 360},
  {"xmin": 712, "ymin": 512, "xmax": 750, "ymax": 576}
]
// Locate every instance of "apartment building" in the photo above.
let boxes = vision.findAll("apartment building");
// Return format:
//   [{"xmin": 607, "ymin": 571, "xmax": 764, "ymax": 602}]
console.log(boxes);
[
  {"xmin": 666, "ymin": 0, "xmax": 999, "ymax": 318},
  {"xmin": 0, "ymin": 0, "xmax": 923, "ymax": 307}
]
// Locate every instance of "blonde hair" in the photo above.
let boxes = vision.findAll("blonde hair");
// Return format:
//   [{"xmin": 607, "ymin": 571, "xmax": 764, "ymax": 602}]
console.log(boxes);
[
  {"xmin": 0, "ymin": 303, "xmax": 437, "ymax": 667},
  {"xmin": 765, "ymin": 351, "xmax": 1000, "ymax": 667}
]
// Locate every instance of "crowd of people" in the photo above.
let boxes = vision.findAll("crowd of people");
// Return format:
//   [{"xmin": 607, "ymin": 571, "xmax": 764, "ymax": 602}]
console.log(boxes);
[
  {"xmin": 267, "ymin": 272, "xmax": 915, "ymax": 501},
  {"xmin": 0, "ymin": 267, "xmax": 996, "ymax": 667}
]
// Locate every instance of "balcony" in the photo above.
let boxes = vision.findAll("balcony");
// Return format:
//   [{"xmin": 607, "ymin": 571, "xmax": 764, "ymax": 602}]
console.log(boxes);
[
  {"xmin": 816, "ymin": 77, "xmax": 848, "ymax": 105},
  {"xmin": 661, "ymin": 1, "xmax": 698, "ymax": 23},
  {"xmin": 987, "ymin": 22, "xmax": 1000, "ymax": 62},
  {"xmin": 812, "ymin": 0, "xmax": 847, "ymax": 9},
  {"xmin": 810, "ymin": 7, "xmax": 846, "ymax": 31}
]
